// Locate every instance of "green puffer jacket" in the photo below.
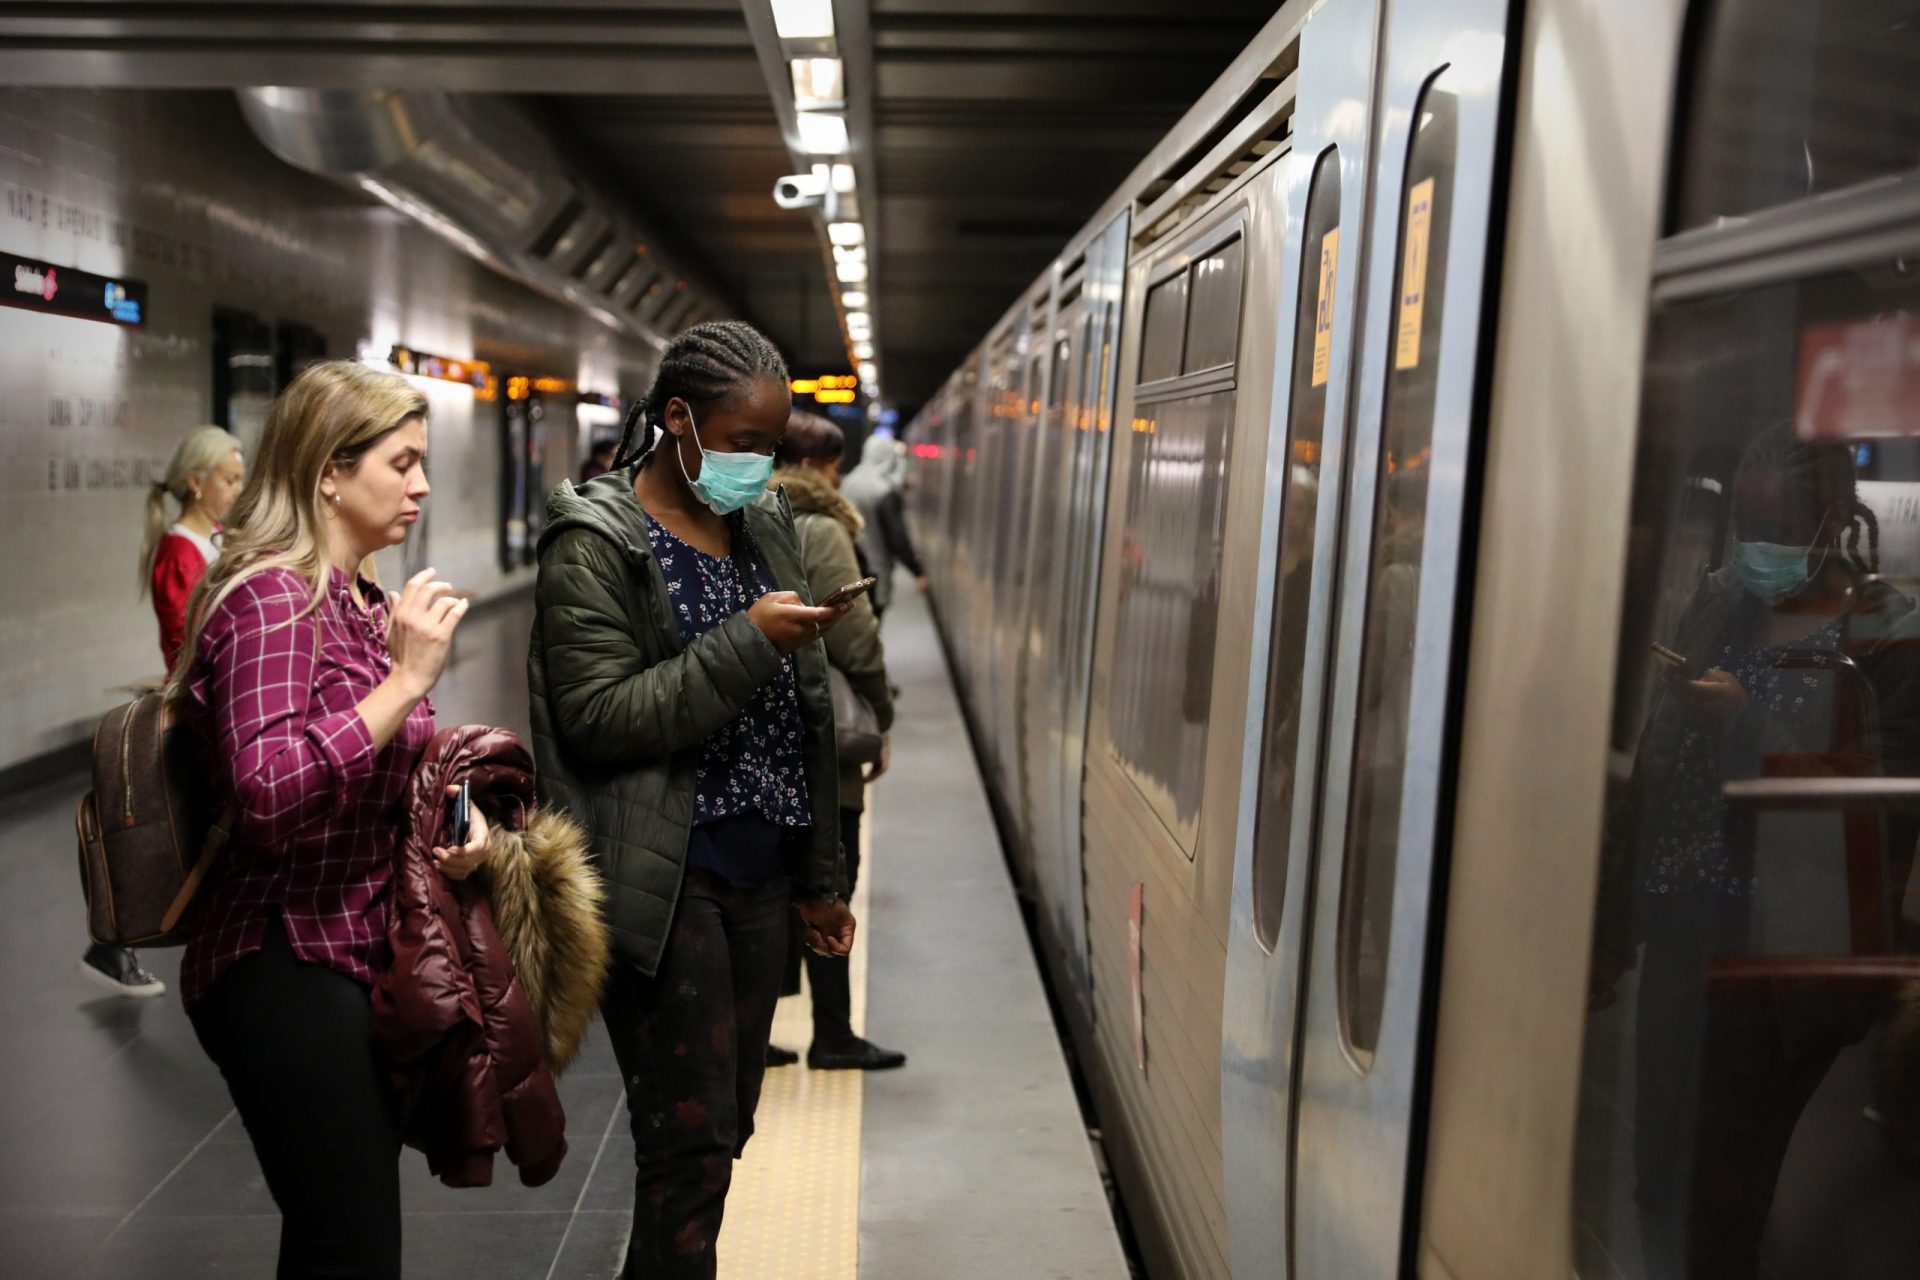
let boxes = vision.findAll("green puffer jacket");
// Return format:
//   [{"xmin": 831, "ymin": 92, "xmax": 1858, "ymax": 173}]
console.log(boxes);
[
  {"xmin": 774, "ymin": 465, "xmax": 895, "ymax": 812},
  {"xmin": 527, "ymin": 461, "xmax": 845, "ymax": 976}
]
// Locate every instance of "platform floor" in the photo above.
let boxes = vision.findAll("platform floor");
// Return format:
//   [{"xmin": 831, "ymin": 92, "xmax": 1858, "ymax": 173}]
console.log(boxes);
[{"xmin": 0, "ymin": 582, "xmax": 1126, "ymax": 1278}]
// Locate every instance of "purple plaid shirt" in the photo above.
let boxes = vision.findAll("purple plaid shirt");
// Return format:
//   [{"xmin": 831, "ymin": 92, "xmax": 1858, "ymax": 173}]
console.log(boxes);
[{"xmin": 179, "ymin": 567, "xmax": 434, "ymax": 1009}]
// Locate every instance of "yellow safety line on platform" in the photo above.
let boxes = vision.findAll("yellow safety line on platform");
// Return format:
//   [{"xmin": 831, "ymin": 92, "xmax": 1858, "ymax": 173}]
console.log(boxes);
[{"xmin": 718, "ymin": 812, "xmax": 871, "ymax": 1278}]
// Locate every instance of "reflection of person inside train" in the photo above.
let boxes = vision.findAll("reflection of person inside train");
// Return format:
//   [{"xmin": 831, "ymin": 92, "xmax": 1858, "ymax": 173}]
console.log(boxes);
[
  {"xmin": 1593, "ymin": 424, "xmax": 1920, "ymax": 1279},
  {"xmin": 1259, "ymin": 464, "xmax": 1321, "ymax": 814}
]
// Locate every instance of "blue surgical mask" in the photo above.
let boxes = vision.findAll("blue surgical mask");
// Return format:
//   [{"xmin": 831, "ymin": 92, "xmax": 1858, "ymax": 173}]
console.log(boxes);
[
  {"xmin": 1733, "ymin": 538, "xmax": 1818, "ymax": 605},
  {"xmin": 675, "ymin": 406, "xmax": 772, "ymax": 516}
]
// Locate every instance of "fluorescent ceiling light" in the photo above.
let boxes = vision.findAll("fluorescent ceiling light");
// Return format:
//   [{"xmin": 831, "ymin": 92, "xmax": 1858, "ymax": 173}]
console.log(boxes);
[
  {"xmin": 831, "ymin": 244, "xmax": 866, "ymax": 266},
  {"xmin": 836, "ymin": 258, "xmax": 869, "ymax": 283},
  {"xmin": 831, "ymin": 163, "xmax": 856, "ymax": 193},
  {"xmin": 796, "ymin": 111, "xmax": 849, "ymax": 155},
  {"xmin": 853, "ymin": 341, "xmax": 874, "ymax": 359},
  {"xmin": 772, "ymin": 0, "xmax": 835, "ymax": 40},
  {"xmin": 791, "ymin": 57, "xmax": 844, "ymax": 108},
  {"xmin": 839, "ymin": 290, "xmax": 868, "ymax": 309},
  {"xmin": 827, "ymin": 221, "xmax": 864, "ymax": 247},
  {"xmin": 858, "ymin": 361, "xmax": 879, "ymax": 381}
]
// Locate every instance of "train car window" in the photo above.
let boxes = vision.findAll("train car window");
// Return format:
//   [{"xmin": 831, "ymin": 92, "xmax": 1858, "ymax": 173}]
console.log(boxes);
[
  {"xmin": 1251, "ymin": 148, "xmax": 1342, "ymax": 952},
  {"xmin": 1184, "ymin": 236, "xmax": 1247, "ymax": 374},
  {"xmin": 1338, "ymin": 81, "xmax": 1459, "ymax": 1064},
  {"xmin": 1574, "ymin": 13, "xmax": 1920, "ymax": 1273},
  {"xmin": 1110, "ymin": 389, "xmax": 1237, "ymax": 837},
  {"xmin": 1140, "ymin": 271, "xmax": 1189, "ymax": 384},
  {"xmin": 1676, "ymin": 2, "xmax": 1920, "ymax": 231}
]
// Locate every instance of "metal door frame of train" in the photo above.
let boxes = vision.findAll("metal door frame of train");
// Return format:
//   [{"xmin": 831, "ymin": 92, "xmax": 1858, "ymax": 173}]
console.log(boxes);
[
  {"xmin": 1016, "ymin": 212, "xmax": 1131, "ymax": 1015},
  {"xmin": 1222, "ymin": 0, "xmax": 1519, "ymax": 1274}
]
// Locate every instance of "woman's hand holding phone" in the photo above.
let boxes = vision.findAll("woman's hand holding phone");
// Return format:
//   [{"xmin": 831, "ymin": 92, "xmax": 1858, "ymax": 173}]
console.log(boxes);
[
  {"xmin": 434, "ymin": 782, "xmax": 490, "ymax": 881},
  {"xmin": 748, "ymin": 590, "xmax": 842, "ymax": 655}
]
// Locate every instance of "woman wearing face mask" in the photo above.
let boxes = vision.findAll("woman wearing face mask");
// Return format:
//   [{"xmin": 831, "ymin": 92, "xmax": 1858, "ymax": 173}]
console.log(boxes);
[
  {"xmin": 170, "ymin": 361, "xmax": 484, "ymax": 1278},
  {"xmin": 1590, "ymin": 424, "xmax": 1920, "ymax": 1277},
  {"xmin": 528, "ymin": 321, "xmax": 855, "ymax": 1279}
]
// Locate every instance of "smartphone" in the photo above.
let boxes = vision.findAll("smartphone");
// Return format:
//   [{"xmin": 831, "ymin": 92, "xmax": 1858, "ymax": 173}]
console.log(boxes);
[
  {"xmin": 447, "ymin": 780, "xmax": 471, "ymax": 847},
  {"xmin": 818, "ymin": 577, "xmax": 878, "ymax": 610}
]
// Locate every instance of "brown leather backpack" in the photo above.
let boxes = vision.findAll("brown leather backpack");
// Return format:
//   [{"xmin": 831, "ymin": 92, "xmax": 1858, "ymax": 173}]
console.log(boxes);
[{"xmin": 75, "ymin": 691, "xmax": 233, "ymax": 948}]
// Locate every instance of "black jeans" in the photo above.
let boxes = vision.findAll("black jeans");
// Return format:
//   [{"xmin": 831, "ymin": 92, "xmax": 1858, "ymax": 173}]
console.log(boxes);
[
  {"xmin": 188, "ymin": 917, "xmax": 402, "ymax": 1280},
  {"xmin": 603, "ymin": 868, "xmax": 791, "ymax": 1280},
  {"xmin": 804, "ymin": 806, "xmax": 862, "ymax": 1044}
]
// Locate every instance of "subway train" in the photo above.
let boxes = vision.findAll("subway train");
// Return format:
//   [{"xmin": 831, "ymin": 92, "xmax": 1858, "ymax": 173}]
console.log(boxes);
[{"xmin": 905, "ymin": 2, "xmax": 1920, "ymax": 1279}]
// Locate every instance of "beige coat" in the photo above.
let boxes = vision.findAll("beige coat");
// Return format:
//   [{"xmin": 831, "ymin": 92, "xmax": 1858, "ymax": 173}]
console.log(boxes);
[{"xmin": 775, "ymin": 464, "xmax": 895, "ymax": 810}]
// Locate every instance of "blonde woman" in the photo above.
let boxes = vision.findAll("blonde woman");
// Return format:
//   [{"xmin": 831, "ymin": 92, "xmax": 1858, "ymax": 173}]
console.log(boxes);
[
  {"xmin": 170, "ymin": 361, "xmax": 487, "ymax": 1279},
  {"xmin": 143, "ymin": 425, "xmax": 245, "ymax": 667},
  {"xmin": 79, "ymin": 427, "xmax": 247, "ymax": 999}
]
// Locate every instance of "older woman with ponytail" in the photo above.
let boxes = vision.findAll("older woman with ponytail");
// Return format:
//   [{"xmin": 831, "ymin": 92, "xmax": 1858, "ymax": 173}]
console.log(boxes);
[
  {"xmin": 530, "ymin": 320, "xmax": 856, "ymax": 1278},
  {"xmin": 170, "ymin": 361, "xmax": 486, "ymax": 1279},
  {"xmin": 78, "ymin": 427, "xmax": 249, "ymax": 1000},
  {"xmin": 142, "ymin": 425, "xmax": 244, "ymax": 668}
]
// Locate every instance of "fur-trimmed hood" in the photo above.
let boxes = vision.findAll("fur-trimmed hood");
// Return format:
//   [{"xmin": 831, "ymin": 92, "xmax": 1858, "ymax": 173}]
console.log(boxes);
[
  {"xmin": 486, "ymin": 804, "xmax": 609, "ymax": 1070},
  {"xmin": 774, "ymin": 464, "xmax": 863, "ymax": 538}
]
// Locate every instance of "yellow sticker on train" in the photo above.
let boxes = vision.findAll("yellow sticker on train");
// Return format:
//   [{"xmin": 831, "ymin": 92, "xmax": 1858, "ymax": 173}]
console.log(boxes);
[
  {"xmin": 1395, "ymin": 178, "xmax": 1436, "ymax": 371},
  {"xmin": 1311, "ymin": 226, "xmax": 1339, "ymax": 387}
]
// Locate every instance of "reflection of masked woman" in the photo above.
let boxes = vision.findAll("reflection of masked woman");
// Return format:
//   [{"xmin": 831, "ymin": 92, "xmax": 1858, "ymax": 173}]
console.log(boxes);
[{"xmin": 1594, "ymin": 425, "xmax": 1920, "ymax": 1279}]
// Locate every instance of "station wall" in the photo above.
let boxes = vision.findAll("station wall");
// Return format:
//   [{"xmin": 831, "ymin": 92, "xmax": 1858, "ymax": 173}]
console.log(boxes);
[{"xmin": 0, "ymin": 88, "xmax": 655, "ymax": 773}]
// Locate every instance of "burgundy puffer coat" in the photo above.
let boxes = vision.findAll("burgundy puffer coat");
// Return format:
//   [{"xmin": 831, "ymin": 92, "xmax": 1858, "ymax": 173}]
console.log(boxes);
[{"xmin": 373, "ymin": 724, "xmax": 567, "ymax": 1188}]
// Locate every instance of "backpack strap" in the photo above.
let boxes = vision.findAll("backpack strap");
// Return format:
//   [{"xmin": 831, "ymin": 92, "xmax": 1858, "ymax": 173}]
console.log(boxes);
[{"xmin": 162, "ymin": 612, "xmax": 325, "ymax": 932}]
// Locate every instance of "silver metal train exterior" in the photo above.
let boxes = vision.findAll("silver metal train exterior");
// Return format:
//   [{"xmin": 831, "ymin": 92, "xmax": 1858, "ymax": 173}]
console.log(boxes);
[{"xmin": 907, "ymin": 1, "xmax": 1920, "ymax": 1277}]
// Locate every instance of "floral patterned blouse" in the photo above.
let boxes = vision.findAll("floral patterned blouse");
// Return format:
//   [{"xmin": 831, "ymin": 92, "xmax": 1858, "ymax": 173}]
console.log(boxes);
[
  {"xmin": 648, "ymin": 519, "xmax": 812, "ymax": 848},
  {"xmin": 1643, "ymin": 615, "xmax": 1845, "ymax": 898}
]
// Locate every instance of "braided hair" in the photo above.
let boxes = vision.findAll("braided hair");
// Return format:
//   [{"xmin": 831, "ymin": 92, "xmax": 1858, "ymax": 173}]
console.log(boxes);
[
  {"xmin": 612, "ymin": 320, "xmax": 790, "ymax": 468},
  {"xmin": 614, "ymin": 319, "xmax": 790, "ymax": 582},
  {"xmin": 1732, "ymin": 422, "xmax": 1880, "ymax": 577}
]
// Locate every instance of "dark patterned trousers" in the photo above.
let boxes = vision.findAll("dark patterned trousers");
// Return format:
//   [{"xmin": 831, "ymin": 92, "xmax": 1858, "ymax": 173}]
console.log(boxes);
[{"xmin": 602, "ymin": 868, "xmax": 791, "ymax": 1280}]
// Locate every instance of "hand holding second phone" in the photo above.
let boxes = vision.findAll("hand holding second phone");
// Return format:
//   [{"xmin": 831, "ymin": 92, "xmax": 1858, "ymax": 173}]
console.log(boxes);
[
  {"xmin": 748, "ymin": 590, "xmax": 844, "ymax": 656},
  {"xmin": 387, "ymin": 568, "xmax": 470, "ymax": 697},
  {"xmin": 433, "ymin": 783, "xmax": 491, "ymax": 881}
]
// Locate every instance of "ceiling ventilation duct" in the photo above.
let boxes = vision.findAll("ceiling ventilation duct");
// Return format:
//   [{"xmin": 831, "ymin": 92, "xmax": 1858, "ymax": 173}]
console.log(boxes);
[{"xmin": 237, "ymin": 87, "xmax": 720, "ymax": 348}]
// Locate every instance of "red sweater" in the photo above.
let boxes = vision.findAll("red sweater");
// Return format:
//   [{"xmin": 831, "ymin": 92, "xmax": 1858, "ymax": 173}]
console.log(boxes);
[{"xmin": 151, "ymin": 531, "xmax": 210, "ymax": 668}]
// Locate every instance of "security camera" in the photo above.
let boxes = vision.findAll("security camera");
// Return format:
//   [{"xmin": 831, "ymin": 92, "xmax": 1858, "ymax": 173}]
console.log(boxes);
[{"xmin": 773, "ymin": 172, "xmax": 827, "ymax": 211}]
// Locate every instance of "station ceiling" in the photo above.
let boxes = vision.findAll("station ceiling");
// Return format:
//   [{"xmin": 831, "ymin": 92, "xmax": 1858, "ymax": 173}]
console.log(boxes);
[{"xmin": 0, "ymin": 0, "xmax": 1274, "ymax": 413}]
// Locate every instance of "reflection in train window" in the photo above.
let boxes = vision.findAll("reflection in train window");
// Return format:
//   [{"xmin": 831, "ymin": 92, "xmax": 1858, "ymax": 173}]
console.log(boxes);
[
  {"xmin": 1140, "ymin": 272, "xmax": 1188, "ymax": 384},
  {"xmin": 1251, "ymin": 147, "xmax": 1341, "ymax": 952},
  {"xmin": 1676, "ymin": 1, "xmax": 1920, "ymax": 231},
  {"xmin": 1109, "ymin": 389, "xmax": 1237, "ymax": 837},
  {"xmin": 1339, "ymin": 80, "xmax": 1458, "ymax": 1063},
  {"xmin": 1185, "ymin": 236, "xmax": 1247, "ymax": 373},
  {"xmin": 1576, "ymin": 8, "xmax": 1920, "ymax": 1258},
  {"xmin": 1576, "ymin": 265, "xmax": 1920, "ymax": 1280}
]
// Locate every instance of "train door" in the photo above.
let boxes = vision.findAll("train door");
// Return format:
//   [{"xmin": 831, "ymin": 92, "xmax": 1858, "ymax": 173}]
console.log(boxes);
[
  {"xmin": 1221, "ymin": 0, "xmax": 1382, "ymax": 1271},
  {"xmin": 1019, "ymin": 211, "xmax": 1129, "ymax": 1014},
  {"xmin": 1020, "ymin": 277, "xmax": 1083, "ymax": 915},
  {"xmin": 997, "ymin": 303, "xmax": 1051, "ymax": 876},
  {"xmin": 1056, "ymin": 215, "xmax": 1130, "ymax": 1005},
  {"xmin": 1223, "ymin": 0, "xmax": 1517, "ymax": 1274}
]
